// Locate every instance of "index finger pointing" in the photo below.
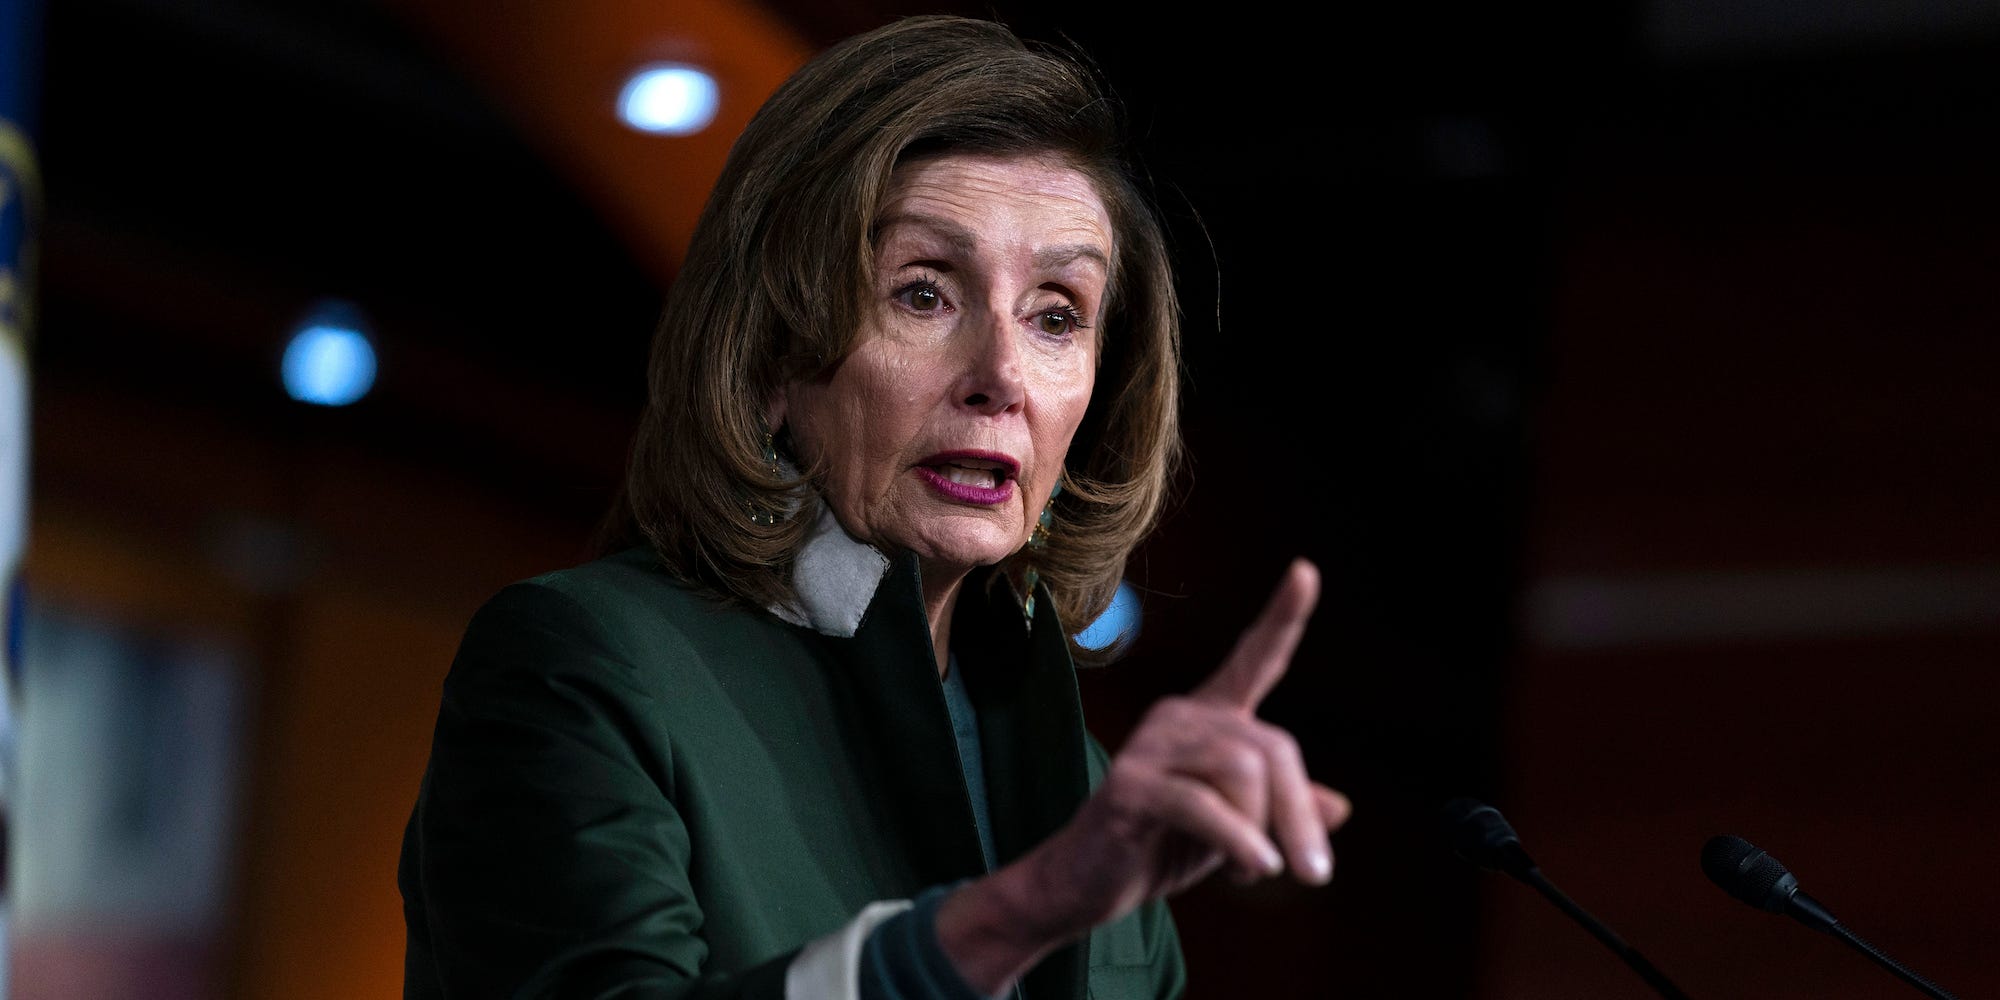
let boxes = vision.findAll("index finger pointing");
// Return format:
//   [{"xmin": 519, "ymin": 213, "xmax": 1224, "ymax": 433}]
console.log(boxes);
[{"xmin": 1194, "ymin": 558, "xmax": 1321, "ymax": 711}]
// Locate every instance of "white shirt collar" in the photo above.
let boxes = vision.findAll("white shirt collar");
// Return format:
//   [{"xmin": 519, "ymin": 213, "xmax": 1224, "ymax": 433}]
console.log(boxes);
[{"xmin": 769, "ymin": 504, "xmax": 892, "ymax": 637}]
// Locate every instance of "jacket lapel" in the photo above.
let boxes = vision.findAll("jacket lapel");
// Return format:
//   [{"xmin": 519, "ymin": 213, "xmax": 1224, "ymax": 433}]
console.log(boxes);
[
  {"xmin": 956, "ymin": 571, "xmax": 1091, "ymax": 1000},
  {"xmin": 822, "ymin": 554, "xmax": 989, "ymax": 889},
  {"xmin": 823, "ymin": 557, "xmax": 1092, "ymax": 1000}
]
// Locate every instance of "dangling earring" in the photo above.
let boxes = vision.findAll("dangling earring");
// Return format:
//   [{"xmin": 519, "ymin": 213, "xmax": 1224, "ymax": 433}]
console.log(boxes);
[
  {"xmin": 1021, "ymin": 479, "xmax": 1061, "ymax": 624},
  {"xmin": 749, "ymin": 430, "xmax": 782, "ymax": 526}
]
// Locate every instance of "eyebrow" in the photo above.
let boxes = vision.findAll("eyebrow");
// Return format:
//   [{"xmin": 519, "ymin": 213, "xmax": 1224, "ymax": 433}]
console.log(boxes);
[
  {"xmin": 1034, "ymin": 242, "xmax": 1111, "ymax": 274},
  {"xmin": 875, "ymin": 213, "xmax": 1111, "ymax": 274}
]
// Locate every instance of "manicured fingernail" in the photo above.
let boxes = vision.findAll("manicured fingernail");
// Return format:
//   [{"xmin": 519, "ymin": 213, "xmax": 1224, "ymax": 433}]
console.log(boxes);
[
  {"xmin": 1260, "ymin": 843, "xmax": 1284, "ymax": 875},
  {"xmin": 1307, "ymin": 847, "xmax": 1332, "ymax": 883}
]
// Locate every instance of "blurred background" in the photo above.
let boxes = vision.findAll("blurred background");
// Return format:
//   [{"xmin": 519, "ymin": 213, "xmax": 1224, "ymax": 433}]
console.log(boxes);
[{"xmin": 8, "ymin": 0, "xmax": 1999, "ymax": 997}]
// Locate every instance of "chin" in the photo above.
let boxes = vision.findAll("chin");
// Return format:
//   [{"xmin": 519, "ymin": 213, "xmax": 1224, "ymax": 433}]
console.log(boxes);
[{"xmin": 904, "ymin": 524, "xmax": 1027, "ymax": 580}]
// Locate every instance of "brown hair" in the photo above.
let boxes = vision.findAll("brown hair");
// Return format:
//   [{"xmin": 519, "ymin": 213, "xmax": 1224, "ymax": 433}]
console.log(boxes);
[{"xmin": 612, "ymin": 15, "xmax": 1182, "ymax": 662}]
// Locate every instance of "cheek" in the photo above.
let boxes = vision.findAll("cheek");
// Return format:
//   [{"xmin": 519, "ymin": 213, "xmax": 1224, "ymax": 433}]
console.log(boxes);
[
  {"xmin": 1042, "ymin": 361, "xmax": 1098, "ymax": 449},
  {"xmin": 793, "ymin": 354, "xmax": 930, "ymax": 487}
]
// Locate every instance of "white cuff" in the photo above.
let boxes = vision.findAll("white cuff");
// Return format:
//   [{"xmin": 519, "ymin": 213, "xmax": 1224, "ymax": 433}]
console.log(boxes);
[{"xmin": 784, "ymin": 899, "xmax": 914, "ymax": 1000}]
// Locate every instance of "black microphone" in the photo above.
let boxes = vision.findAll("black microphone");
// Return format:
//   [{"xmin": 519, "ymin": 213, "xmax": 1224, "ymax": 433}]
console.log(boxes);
[
  {"xmin": 1441, "ymin": 799, "xmax": 1691, "ymax": 1000},
  {"xmin": 1700, "ymin": 835, "xmax": 1961, "ymax": 1000},
  {"xmin": 1442, "ymin": 797, "xmax": 1536, "ymax": 877}
]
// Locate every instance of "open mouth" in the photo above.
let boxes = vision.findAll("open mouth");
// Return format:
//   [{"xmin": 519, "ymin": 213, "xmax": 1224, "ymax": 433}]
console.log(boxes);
[
  {"xmin": 929, "ymin": 461, "xmax": 1009, "ymax": 490},
  {"xmin": 916, "ymin": 451, "xmax": 1019, "ymax": 504}
]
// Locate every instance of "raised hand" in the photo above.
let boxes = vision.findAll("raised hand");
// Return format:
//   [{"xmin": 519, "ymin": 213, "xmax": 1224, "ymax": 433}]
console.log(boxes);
[{"xmin": 937, "ymin": 559, "xmax": 1352, "ymax": 993}]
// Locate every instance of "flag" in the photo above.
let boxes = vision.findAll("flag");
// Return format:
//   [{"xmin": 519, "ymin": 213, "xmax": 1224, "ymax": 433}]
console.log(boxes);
[{"xmin": 0, "ymin": 0, "xmax": 44, "ymax": 992}]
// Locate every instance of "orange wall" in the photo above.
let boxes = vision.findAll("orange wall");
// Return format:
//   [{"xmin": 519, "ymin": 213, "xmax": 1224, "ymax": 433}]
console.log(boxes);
[{"xmin": 28, "ymin": 379, "xmax": 601, "ymax": 1000}]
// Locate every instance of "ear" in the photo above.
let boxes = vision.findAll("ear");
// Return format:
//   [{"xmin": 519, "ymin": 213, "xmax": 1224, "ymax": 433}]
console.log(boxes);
[{"xmin": 763, "ymin": 384, "xmax": 788, "ymax": 435}]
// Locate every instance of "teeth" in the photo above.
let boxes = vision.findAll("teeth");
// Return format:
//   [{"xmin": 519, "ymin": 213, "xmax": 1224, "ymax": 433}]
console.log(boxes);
[{"xmin": 940, "ymin": 465, "xmax": 999, "ymax": 488}]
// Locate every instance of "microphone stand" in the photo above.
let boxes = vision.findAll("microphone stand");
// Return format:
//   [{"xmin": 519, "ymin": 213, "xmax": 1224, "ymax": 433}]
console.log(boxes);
[
  {"xmin": 1444, "ymin": 799, "xmax": 1693, "ymax": 999},
  {"xmin": 1821, "ymin": 919, "xmax": 1960, "ymax": 1000},
  {"xmin": 1702, "ymin": 835, "xmax": 1960, "ymax": 1000},
  {"xmin": 1517, "ymin": 866, "xmax": 1690, "ymax": 1000}
]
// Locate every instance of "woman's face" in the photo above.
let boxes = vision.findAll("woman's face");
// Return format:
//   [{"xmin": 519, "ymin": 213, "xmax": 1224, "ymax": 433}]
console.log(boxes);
[{"xmin": 780, "ymin": 152, "xmax": 1111, "ymax": 587}]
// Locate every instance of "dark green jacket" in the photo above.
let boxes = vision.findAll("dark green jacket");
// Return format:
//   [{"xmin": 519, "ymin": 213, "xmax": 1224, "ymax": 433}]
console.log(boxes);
[{"xmin": 399, "ymin": 546, "xmax": 1184, "ymax": 1000}]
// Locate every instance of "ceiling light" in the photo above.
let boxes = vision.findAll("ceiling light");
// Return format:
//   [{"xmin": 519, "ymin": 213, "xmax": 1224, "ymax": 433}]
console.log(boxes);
[
  {"xmin": 618, "ymin": 64, "xmax": 719, "ymax": 135},
  {"xmin": 282, "ymin": 303, "xmax": 376, "ymax": 407}
]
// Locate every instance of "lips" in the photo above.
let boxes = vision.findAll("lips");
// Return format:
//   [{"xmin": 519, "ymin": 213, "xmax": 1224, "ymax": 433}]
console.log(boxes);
[{"xmin": 916, "ymin": 450, "xmax": 1019, "ymax": 506}]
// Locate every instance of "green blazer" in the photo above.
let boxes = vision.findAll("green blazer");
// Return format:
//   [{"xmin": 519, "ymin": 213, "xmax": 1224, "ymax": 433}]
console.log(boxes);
[{"xmin": 398, "ymin": 545, "xmax": 1185, "ymax": 1000}]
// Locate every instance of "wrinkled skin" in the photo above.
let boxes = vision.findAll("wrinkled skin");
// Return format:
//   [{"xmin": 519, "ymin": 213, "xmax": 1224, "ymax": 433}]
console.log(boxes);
[
  {"xmin": 777, "ymin": 153, "xmax": 1351, "ymax": 994},
  {"xmin": 938, "ymin": 561, "xmax": 1350, "ymax": 994},
  {"xmin": 776, "ymin": 153, "xmax": 1105, "ymax": 652}
]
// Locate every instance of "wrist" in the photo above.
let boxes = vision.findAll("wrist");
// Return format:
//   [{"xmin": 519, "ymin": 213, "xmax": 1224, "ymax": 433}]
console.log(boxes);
[{"xmin": 934, "ymin": 852, "xmax": 1089, "ymax": 995}]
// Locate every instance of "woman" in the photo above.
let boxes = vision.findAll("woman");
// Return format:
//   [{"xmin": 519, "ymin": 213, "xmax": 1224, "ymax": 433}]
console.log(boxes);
[{"xmin": 399, "ymin": 16, "xmax": 1349, "ymax": 1000}]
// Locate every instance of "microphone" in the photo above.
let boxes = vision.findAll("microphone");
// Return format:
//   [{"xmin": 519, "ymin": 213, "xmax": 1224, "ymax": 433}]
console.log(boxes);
[
  {"xmin": 1441, "ymin": 797, "xmax": 1536, "ymax": 877},
  {"xmin": 1441, "ymin": 799, "xmax": 1690, "ymax": 1000},
  {"xmin": 1700, "ymin": 835, "xmax": 1961, "ymax": 1000}
]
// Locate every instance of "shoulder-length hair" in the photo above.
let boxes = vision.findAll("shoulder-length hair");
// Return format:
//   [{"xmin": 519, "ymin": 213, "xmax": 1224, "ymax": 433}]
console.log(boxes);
[{"xmin": 613, "ymin": 15, "xmax": 1182, "ymax": 663}]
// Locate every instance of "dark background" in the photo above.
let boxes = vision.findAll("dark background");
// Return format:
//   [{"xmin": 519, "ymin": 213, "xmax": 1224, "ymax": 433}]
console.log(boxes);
[{"xmin": 20, "ymin": 0, "xmax": 2000, "ymax": 997}]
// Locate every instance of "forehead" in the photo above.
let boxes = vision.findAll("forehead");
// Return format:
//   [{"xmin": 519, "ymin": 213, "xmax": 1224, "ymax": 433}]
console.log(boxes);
[{"xmin": 874, "ymin": 153, "xmax": 1115, "ymax": 260}]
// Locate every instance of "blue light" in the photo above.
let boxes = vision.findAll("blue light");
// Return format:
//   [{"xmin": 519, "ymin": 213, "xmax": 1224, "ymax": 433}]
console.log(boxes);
[
  {"xmin": 1075, "ymin": 580, "xmax": 1142, "ymax": 652},
  {"xmin": 282, "ymin": 312, "xmax": 376, "ymax": 407},
  {"xmin": 618, "ymin": 64, "xmax": 719, "ymax": 135}
]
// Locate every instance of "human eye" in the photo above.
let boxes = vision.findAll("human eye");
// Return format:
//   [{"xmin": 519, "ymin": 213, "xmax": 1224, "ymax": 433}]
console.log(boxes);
[
  {"xmin": 891, "ymin": 274, "xmax": 950, "ymax": 314},
  {"xmin": 1033, "ymin": 303, "xmax": 1090, "ymax": 338}
]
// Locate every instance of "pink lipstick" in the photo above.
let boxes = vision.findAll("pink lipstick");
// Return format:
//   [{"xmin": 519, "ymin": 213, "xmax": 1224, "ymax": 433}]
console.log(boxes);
[{"xmin": 915, "ymin": 450, "xmax": 1018, "ymax": 506}]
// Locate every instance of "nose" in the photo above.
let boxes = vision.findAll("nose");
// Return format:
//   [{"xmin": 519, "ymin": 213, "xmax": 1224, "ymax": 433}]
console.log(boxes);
[{"xmin": 954, "ymin": 307, "xmax": 1025, "ymax": 417}]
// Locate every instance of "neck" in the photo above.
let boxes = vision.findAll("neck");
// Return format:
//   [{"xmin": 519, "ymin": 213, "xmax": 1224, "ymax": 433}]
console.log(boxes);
[{"xmin": 920, "ymin": 562, "xmax": 966, "ymax": 678}]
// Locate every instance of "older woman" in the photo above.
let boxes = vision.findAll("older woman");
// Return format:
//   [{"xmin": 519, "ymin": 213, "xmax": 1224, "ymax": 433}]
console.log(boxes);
[{"xmin": 399, "ymin": 16, "xmax": 1349, "ymax": 1000}]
